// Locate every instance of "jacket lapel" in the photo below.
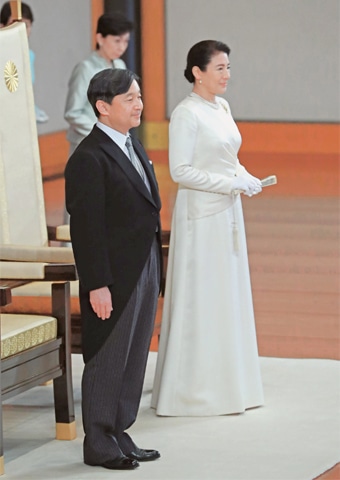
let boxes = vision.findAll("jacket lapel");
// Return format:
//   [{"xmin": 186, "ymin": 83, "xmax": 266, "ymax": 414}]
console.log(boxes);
[
  {"xmin": 132, "ymin": 137, "xmax": 162, "ymax": 209},
  {"xmin": 93, "ymin": 127, "xmax": 159, "ymax": 208}
]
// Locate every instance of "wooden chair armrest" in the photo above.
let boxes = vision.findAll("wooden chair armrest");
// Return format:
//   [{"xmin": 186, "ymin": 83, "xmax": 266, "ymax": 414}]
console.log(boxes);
[
  {"xmin": 0, "ymin": 281, "xmax": 31, "ymax": 306},
  {"xmin": 0, "ymin": 244, "xmax": 74, "ymax": 263},
  {"xmin": 47, "ymin": 225, "xmax": 71, "ymax": 242},
  {"xmin": 0, "ymin": 261, "xmax": 77, "ymax": 282}
]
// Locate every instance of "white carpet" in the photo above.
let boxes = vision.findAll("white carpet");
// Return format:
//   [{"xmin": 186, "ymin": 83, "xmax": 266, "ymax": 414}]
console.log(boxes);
[{"xmin": 2, "ymin": 353, "xmax": 340, "ymax": 480}]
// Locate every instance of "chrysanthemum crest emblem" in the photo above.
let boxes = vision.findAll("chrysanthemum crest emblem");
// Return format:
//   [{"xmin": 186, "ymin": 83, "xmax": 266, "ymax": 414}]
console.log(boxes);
[{"xmin": 4, "ymin": 61, "xmax": 19, "ymax": 93}]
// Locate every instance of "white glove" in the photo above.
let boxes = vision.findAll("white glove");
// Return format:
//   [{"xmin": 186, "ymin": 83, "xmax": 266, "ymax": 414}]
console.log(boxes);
[
  {"xmin": 231, "ymin": 175, "xmax": 262, "ymax": 197},
  {"xmin": 245, "ymin": 172, "xmax": 263, "ymax": 188}
]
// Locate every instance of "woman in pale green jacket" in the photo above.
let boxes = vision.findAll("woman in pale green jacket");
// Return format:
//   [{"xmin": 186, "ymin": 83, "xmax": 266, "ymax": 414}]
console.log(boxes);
[{"xmin": 64, "ymin": 13, "xmax": 133, "ymax": 155}]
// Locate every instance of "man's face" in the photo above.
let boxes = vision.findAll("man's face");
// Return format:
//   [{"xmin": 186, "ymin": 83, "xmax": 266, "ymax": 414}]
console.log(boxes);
[{"xmin": 97, "ymin": 80, "xmax": 143, "ymax": 134}]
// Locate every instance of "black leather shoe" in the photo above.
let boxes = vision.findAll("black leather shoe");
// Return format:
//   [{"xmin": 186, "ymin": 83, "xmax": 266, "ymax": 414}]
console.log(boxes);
[
  {"xmin": 85, "ymin": 456, "xmax": 139, "ymax": 470},
  {"xmin": 127, "ymin": 448, "xmax": 161, "ymax": 462}
]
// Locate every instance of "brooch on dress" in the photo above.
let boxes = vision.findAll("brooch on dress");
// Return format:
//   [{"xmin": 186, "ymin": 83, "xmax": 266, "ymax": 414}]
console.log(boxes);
[{"xmin": 220, "ymin": 102, "xmax": 228, "ymax": 114}]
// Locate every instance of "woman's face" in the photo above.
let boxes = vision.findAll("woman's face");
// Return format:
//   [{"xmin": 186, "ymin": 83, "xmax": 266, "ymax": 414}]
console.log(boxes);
[
  {"xmin": 97, "ymin": 32, "xmax": 130, "ymax": 62},
  {"xmin": 197, "ymin": 51, "xmax": 231, "ymax": 98}
]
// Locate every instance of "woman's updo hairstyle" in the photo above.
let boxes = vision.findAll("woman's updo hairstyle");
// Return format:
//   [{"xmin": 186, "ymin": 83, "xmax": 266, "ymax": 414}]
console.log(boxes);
[{"xmin": 184, "ymin": 40, "xmax": 231, "ymax": 83}]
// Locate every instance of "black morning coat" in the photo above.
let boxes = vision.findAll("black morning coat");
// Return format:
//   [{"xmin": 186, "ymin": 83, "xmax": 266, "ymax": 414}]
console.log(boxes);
[{"xmin": 65, "ymin": 125, "xmax": 162, "ymax": 363}]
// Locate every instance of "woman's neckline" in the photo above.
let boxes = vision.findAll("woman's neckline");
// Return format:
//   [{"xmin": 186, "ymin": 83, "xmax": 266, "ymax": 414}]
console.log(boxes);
[
  {"xmin": 189, "ymin": 92, "xmax": 221, "ymax": 110},
  {"xmin": 95, "ymin": 50, "xmax": 113, "ymax": 66}
]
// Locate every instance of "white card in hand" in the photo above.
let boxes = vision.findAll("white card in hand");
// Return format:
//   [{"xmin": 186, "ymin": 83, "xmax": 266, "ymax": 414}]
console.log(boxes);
[{"xmin": 261, "ymin": 175, "xmax": 277, "ymax": 187}]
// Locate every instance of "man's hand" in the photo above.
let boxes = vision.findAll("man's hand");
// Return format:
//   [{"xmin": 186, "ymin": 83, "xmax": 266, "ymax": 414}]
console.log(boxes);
[{"xmin": 89, "ymin": 286, "xmax": 113, "ymax": 320}]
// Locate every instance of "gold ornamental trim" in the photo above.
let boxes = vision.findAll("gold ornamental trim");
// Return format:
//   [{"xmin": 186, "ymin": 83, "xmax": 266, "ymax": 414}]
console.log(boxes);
[
  {"xmin": 4, "ymin": 60, "xmax": 19, "ymax": 93},
  {"xmin": 1, "ymin": 318, "xmax": 57, "ymax": 359}
]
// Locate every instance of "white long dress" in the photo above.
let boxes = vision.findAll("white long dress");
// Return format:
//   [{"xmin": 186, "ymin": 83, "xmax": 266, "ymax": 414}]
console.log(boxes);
[{"xmin": 151, "ymin": 93, "xmax": 264, "ymax": 416}]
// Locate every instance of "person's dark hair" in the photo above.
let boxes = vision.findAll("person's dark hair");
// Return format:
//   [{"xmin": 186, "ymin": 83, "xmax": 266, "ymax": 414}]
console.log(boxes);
[
  {"xmin": 0, "ymin": 1, "xmax": 34, "ymax": 25},
  {"xmin": 184, "ymin": 40, "xmax": 231, "ymax": 83},
  {"xmin": 96, "ymin": 12, "xmax": 133, "ymax": 49},
  {"xmin": 87, "ymin": 68, "xmax": 140, "ymax": 118}
]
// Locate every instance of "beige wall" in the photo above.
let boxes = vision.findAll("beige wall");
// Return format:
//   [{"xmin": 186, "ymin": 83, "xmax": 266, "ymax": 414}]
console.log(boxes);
[
  {"xmin": 24, "ymin": 0, "xmax": 92, "ymax": 135},
  {"xmin": 165, "ymin": 0, "xmax": 340, "ymax": 122}
]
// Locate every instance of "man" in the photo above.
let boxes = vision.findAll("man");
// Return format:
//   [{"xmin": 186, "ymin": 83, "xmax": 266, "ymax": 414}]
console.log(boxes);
[
  {"xmin": 65, "ymin": 69, "xmax": 162, "ymax": 470},
  {"xmin": 63, "ymin": 13, "xmax": 133, "ymax": 228}
]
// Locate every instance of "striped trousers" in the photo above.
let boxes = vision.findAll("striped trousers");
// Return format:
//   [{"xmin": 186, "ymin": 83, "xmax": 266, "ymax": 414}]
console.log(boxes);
[{"xmin": 82, "ymin": 236, "xmax": 160, "ymax": 463}]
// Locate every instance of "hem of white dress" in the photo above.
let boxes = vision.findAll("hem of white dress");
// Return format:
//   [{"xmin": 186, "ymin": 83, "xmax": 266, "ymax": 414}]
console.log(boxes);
[{"xmin": 152, "ymin": 401, "xmax": 265, "ymax": 417}]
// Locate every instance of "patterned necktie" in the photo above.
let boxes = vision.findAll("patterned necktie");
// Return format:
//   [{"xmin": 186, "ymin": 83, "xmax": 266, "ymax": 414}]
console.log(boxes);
[{"xmin": 125, "ymin": 136, "xmax": 148, "ymax": 184}]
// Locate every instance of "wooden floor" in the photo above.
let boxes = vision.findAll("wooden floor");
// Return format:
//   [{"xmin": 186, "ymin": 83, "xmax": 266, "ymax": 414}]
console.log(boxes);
[{"xmin": 43, "ymin": 155, "xmax": 340, "ymax": 480}]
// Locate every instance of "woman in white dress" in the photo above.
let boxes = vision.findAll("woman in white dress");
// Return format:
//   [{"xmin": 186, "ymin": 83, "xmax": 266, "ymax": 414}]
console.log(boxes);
[{"xmin": 151, "ymin": 40, "xmax": 264, "ymax": 416}]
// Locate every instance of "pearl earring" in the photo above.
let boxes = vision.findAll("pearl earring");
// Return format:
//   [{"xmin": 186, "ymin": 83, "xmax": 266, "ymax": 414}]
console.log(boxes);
[{"xmin": 199, "ymin": 80, "xmax": 202, "ymax": 84}]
